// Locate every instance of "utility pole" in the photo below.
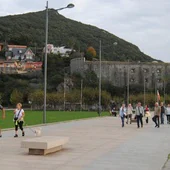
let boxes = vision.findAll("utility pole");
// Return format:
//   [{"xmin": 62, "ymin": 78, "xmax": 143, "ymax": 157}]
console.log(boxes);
[
  {"xmin": 80, "ymin": 79, "xmax": 83, "ymax": 111},
  {"xmin": 144, "ymin": 74, "xmax": 146, "ymax": 106},
  {"xmin": 43, "ymin": 1, "xmax": 48, "ymax": 124},
  {"xmin": 98, "ymin": 40, "xmax": 102, "ymax": 116},
  {"xmin": 63, "ymin": 71, "xmax": 66, "ymax": 111},
  {"xmin": 127, "ymin": 59, "xmax": 130, "ymax": 105}
]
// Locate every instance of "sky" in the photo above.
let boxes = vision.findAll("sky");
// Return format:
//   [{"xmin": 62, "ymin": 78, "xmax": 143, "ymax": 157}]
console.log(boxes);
[{"xmin": 0, "ymin": 0, "xmax": 169, "ymax": 62}]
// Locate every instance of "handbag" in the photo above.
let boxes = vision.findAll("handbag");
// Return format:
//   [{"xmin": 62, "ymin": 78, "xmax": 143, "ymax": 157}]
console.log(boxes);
[{"xmin": 13, "ymin": 109, "xmax": 21, "ymax": 121}]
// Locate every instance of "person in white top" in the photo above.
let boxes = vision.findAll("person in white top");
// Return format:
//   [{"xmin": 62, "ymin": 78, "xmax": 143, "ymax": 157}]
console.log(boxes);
[
  {"xmin": 126, "ymin": 104, "xmax": 133, "ymax": 124},
  {"xmin": 166, "ymin": 104, "xmax": 170, "ymax": 124},
  {"xmin": 13, "ymin": 103, "xmax": 25, "ymax": 138}
]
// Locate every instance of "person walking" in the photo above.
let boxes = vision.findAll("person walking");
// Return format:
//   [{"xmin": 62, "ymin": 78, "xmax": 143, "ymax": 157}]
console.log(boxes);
[
  {"xmin": 119, "ymin": 104, "xmax": 126, "ymax": 127},
  {"xmin": 166, "ymin": 104, "xmax": 170, "ymax": 124},
  {"xmin": 126, "ymin": 103, "xmax": 133, "ymax": 124},
  {"xmin": 144, "ymin": 105, "xmax": 150, "ymax": 124},
  {"xmin": 152, "ymin": 102, "xmax": 161, "ymax": 128},
  {"xmin": 135, "ymin": 102, "xmax": 144, "ymax": 128},
  {"xmin": 0, "ymin": 105, "xmax": 5, "ymax": 137},
  {"xmin": 160, "ymin": 102, "xmax": 165, "ymax": 124},
  {"xmin": 13, "ymin": 103, "xmax": 25, "ymax": 137}
]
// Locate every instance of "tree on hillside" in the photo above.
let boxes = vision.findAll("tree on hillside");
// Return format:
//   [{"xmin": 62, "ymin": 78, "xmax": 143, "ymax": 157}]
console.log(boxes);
[
  {"xmin": 85, "ymin": 46, "xmax": 97, "ymax": 60},
  {"xmin": 10, "ymin": 89, "xmax": 23, "ymax": 105}
]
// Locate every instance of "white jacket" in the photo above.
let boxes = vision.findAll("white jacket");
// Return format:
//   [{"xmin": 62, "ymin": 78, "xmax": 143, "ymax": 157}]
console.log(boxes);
[{"xmin": 166, "ymin": 107, "xmax": 170, "ymax": 115}]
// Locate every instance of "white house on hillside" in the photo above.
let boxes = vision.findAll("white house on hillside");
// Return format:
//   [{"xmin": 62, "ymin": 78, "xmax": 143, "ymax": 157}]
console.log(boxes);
[{"xmin": 45, "ymin": 44, "xmax": 74, "ymax": 57}]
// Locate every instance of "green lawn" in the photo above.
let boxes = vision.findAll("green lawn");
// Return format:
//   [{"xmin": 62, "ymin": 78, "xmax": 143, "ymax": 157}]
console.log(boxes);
[{"xmin": 0, "ymin": 110, "xmax": 109, "ymax": 129}]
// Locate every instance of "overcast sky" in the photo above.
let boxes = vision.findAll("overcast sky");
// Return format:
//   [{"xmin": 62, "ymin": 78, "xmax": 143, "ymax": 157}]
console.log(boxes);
[{"xmin": 0, "ymin": 0, "xmax": 169, "ymax": 62}]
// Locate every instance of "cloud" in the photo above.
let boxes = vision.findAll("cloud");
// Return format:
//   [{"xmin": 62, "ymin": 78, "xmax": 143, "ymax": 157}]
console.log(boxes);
[{"xmin": 0, "ymin": 0, "xmax": 169, "ymax": 61}]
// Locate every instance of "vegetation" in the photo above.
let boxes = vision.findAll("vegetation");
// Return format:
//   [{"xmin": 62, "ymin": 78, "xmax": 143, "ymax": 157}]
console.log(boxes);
[
  {"xmin": 1, "ymin": 110, "xmax": 109, "ymax": 129},
  {"xmin": 0, "ymin": 9, "xmax": 158, "ymax": 62}
]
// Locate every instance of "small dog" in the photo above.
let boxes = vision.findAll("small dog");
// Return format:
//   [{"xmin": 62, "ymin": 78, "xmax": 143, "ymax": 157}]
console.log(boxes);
[
  {"xmin": 28, "ymin": 127, "xmax": 42, "ymax": 137},
  {"xmin": 34, "ymin": 127, "xmax": 42, "ymax": 137}
]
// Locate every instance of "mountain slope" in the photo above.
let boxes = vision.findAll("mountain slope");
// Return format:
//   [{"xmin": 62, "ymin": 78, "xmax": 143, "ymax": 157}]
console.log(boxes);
[{"xmin": 0, "ymin": 9, "xmax": 157, "ymax": 62}]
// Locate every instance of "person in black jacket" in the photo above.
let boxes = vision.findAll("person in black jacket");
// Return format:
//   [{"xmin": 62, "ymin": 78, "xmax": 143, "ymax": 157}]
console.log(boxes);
[
  {"xmin": 160, "ymin": 102, "xmax": 165, "ymax": 124},
  {"xmin": 0, "ymin": 105, "xmax": 5, "ymax": 137}
]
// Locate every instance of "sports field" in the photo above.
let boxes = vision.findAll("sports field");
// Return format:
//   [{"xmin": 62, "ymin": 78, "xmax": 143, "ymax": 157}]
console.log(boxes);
[{"xmin": 0, "ymin": 110, "xmax": 109, "ymax": 129}]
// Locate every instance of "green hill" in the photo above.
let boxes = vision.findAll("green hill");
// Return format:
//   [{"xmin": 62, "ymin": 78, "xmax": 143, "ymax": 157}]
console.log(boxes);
[{"xmin": 0, "ymin": 9, "xmax": 157, "ymax": 62}]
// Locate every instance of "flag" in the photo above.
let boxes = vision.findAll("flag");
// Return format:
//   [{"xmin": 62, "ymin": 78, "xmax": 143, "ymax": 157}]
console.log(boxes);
[{"xmin": 157, "ymin": 90, "xmax": 160, "ymax": 101}]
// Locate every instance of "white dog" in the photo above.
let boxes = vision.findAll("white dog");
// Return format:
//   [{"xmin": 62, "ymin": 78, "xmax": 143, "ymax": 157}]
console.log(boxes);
[{"xmin": 28, "ymin": 127, "xmax": 42, "ymax": 137}]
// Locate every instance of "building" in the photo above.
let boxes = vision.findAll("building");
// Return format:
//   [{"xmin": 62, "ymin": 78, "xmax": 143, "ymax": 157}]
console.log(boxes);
[
  {"xmin": 0, "ymin": 60, "xmax": 17, "ymax": 74},
  {"xmin": 45, "ymin": 44, "xmax": 74, "ymax": 57},
  {"xmin": 70, "ymin": 58, "xmax": 170, "ymax": 90},
  {"xmin": 5, "ymin": 45, "xmax": 35, "ymax": 61}
]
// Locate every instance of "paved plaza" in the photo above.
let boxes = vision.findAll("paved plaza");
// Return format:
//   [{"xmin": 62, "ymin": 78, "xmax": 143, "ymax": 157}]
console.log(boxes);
[{"xmin": 0, "ymin": 116, "xmax": 170, "ymax": 170}]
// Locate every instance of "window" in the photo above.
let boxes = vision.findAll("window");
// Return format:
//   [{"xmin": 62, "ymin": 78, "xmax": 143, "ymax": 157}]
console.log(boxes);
[
  {"xmin": 156, "ymin": 69, "xmax": 161, "ymax": 73},
  {"xmin": 145, "ymin": 78, "xmax": 148, "ymax": 83},
  {"xmin": 130, "ymin": 78, "xmax": 135, "ymax": 82},
  {"xmin": 143, "ymin": 69, "xmax": 148, "ymax": 73},
  {"xmin": 131, "ymin": 68, "xmax": 135, "ymax": 73}
]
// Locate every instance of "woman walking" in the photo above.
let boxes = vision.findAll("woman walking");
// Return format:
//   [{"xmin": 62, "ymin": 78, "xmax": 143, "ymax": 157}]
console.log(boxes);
[
  {"xmin": 126, "ymin": 104, "xmax": 133, "ymax": 124},
  {"xmin": 13, "ymin": 103, "xmax": 25, "ymax": 137},
  {"xmin": 166, "ymin": 104, "xmax": 170, "ymax": 124},
  {"xmin": 119, "ymin": 104, "xmax": 126, "ymax": 127}
]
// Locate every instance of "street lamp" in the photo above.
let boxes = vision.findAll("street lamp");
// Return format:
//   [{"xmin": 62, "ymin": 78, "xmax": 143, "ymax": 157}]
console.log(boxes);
[
  {"xmin": 143, "ymin": 69, "xmax": 147, "ymax": 106},
  {"xmin": 98, "ymin": 41, "xmax": 117, "ymax": 116},
  {"xmin": 43, "ymin": 1, "xmax": 75, "ymax": 124}
]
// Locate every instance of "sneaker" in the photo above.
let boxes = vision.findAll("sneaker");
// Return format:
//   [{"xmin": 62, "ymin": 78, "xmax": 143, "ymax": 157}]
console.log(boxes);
[
  {"xmin": 0, "ymin": 135, "xmax": 2, "ymax": 138},
  {"xmin": 14, "ymin": 134, "xmax": 18, "ymax": 138},
  {"xmin": 22, "ymin": 131, "xmax": 25, "ymax": 137}
]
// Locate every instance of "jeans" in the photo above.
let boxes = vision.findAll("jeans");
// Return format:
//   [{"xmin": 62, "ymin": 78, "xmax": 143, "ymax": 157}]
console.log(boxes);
[
  {"xmin": 137, "ymin": 115, "xmax": 143, "ymax": 128},
  {"xmin": 146, "ymin": 117, "xmax": 149, "ymax": 124},
  {"xmin": 153, "ymin": 115, "xmax": 160, "ymax": 127},
  {"xmin": 160, "ymin": 113, "xmax": 164, "ymax": 124},
  {"xmin": 121, "ymin": 116, "xmax": 125, "ymax": 127},
  {"xmin": 167, "ymin": 115, "xmax": 170, "ymax": 124}
]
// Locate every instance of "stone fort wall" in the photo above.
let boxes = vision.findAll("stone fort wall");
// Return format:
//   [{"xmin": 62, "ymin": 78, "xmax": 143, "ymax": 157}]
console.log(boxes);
[{"xmin": 70, "ymin": 58, "xmax": 170, "ymax": 89}]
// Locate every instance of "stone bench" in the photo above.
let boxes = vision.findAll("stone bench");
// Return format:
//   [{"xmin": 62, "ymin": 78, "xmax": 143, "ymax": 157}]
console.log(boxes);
[
  {"xmin": 21, "ymin": 136, "xmax": 69, "ymax": 155},
  {"xmin": 131, "ymin": 119, "xmax": 137, "ymax": 123}
]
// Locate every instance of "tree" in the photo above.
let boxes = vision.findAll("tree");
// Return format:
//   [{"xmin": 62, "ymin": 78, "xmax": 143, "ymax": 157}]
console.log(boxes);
[
  {"xmin": 10, "ymin": 89, "xmax": 23, "ymax": 105},
  {"xmin": 85, "ymin": 46, "xmax": 97, "ymax": 60},
  {"xmin": 87, "ymin": 47, "xmax": 96, "ymax": 57},
  {"xmin": 29, "ymin": 90, "xmax": 44, "ymax": 108}
]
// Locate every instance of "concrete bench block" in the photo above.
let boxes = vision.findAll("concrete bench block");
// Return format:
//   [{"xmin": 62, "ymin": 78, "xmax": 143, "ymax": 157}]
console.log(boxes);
[{"xmin": 21, "ymin": 136, "xmax": 69, "ymax": 155}]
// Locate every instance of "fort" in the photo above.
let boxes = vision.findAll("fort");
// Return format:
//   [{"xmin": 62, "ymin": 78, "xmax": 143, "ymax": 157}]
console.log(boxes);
[{"xmin": 70, "ymin": 58, "xmax": 170, "ymax": 90}]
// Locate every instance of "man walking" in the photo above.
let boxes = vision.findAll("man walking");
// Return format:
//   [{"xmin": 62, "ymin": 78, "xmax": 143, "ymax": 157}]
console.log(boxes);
[
  {"xmin": 160, "ymin": 102, "xmax": 165, "ymax": 124},
  {"xmin": 119, "ymin": 104, "xmax": 126, "ymax": 127},
  {"xmin": 135, "ymin": 102, "xmax": 144, "ymax": 128},
  {"xmin": 153, "ymin": 102, "xmax": 161, "ymax": 128},
  {"xmin": 0, "ymin": 104, "xmax": 5, "ymax": 137}
]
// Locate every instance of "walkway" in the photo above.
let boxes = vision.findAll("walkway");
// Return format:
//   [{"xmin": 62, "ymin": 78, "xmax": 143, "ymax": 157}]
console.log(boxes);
[{"xmin": 0, "ymin": 116, "xmax": 170, "ymax": 170}]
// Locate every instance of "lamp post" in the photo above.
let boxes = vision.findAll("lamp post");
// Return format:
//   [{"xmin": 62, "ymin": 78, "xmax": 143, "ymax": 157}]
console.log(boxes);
[
  {"xmin": 98, "ymin": 41, "xmax": 117, "ymax": 116},
  {"xmin": 80, "ymin": 79, "xmax": 83, "ymax": 111},
  {"xmin": 98, "ymin": 40, "xmax": 102, "ymax": 116},
  {"xmin": 43, "ymin": 1, "xmax": 74, "ymax": 124},
  {"xmin": 127, "ymin": 59, "xmax": 130, "ymax": 105},
  {"xmin": 143, "ymin": 69, "xmax": 147, "ymax": 106}
]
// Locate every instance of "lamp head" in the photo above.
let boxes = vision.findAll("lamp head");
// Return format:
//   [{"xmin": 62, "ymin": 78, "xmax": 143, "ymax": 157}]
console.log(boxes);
[{"xmin": 67, "ymin": 3, "xmax": 75, "ymax": 8}]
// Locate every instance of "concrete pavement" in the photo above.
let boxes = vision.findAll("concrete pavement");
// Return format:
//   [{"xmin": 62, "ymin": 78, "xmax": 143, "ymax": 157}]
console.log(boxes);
[{"xmin": 0, "ymin": 116, "xmax": 170, "ymax": 170}]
